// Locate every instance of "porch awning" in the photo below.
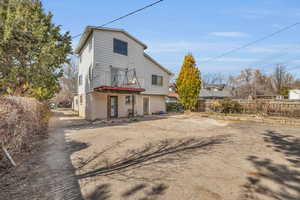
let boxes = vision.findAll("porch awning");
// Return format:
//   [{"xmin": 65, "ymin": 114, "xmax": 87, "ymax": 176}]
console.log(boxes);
[{"xmin": 94, "ymin": 86, "xmax": 145, "ymax": 94}]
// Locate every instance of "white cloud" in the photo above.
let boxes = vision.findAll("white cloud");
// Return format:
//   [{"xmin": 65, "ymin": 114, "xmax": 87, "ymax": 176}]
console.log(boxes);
[{"xmin": 210, "ymin": 32, "xmax": 249, "ymax": 38}]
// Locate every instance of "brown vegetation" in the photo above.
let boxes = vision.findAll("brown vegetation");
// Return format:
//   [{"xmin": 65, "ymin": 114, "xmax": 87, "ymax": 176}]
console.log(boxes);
[
  {"xmin": 0, "ymin": 96, "xmax": 50, "ymax": 170},
  {"xmin": 204, "ymin": 99, "xmax": 300, "ymax": 117}
]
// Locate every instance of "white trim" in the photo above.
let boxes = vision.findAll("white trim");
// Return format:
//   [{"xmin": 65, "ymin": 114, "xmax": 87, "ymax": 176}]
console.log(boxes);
[
  {"xmin": 75, "ymin": 26, "xmax": 147, "ymax": 54},
  {"xmin": 142, "ymin": 96, "xmax": 150, "ymax": 115}
]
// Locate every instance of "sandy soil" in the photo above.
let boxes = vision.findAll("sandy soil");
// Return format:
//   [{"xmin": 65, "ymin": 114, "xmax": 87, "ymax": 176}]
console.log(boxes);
[{"xmin": 66, "ymin": 112, "xmax": 300, "ymax": 200}]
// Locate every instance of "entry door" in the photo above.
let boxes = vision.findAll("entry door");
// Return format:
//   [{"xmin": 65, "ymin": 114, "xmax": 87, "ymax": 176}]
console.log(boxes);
[
  {"xmin": 143, "ymin": 97, "xmax": 149, "ymax": 115},
  {"xmin": 109, "ymin": 96, "xmax": 118, "ymax": 118}
]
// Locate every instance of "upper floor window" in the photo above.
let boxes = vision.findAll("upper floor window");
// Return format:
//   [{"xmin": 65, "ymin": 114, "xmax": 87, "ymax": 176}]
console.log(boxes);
[
  {"xmin": 88, "ymin": 65, "xmax": 93, "ymax": 81},
  {"xmin": 78, "ymin": 75, "xmax": 83, "ymax": 85},
  {"xmin": 88, "ymin": 40, "xmax": 92, "ymax": 52},
  {"xmin": 152, "ymin": 75, "xmax": 163, "ymax": 86},
  {"xmin": 79, "ymin": 54, "xmax": 82, "ymax": 63},
  {"xmin": 113, "ymin": 38, "xmax": 128, "ymax": 56},
  {"xmin": 80, "ymin": 95, "xmax": 83, "ymax": 105}
]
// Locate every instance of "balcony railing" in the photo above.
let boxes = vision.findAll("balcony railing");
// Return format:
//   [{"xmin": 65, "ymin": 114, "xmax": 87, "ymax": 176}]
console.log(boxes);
[{"xmin": 92, "ymin": 68, "xmax": 144, "ymax": 90}]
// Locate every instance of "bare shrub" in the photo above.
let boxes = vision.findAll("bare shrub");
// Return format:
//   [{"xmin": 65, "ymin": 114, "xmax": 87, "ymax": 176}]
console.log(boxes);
[
  {"xmin": 0, "ymin": 96, "xmax": 50, "ymax": 169},
  {"xmin": 205, "ymin": 99, "xmax": 300, "ymax": 117},
  {"xmin": 208, "ymin": 100, "xmax": 242, "ymax": 114}
]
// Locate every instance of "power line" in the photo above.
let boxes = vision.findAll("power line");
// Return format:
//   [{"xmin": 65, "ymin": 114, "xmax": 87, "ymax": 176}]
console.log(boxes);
[
  {"xmin": 202, "ymin": 22, "xmax": 300, "ymax": 64},
  {"xmin": 71, "ymin": 0, "xmax": 164, "ymax": 39}
]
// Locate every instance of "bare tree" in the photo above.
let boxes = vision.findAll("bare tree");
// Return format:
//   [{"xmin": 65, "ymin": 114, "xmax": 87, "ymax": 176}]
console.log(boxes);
[
  {"xmin": 253, "ymin": 69, "xmax": 273, "ymax": 96},
  {"xmin": 272, "ymin": 65, "xmax": 294, "ymax": 93},
  {"xmin": 55, "ymin": 58, "xmax": 78, "ymax": 103},
  {"xmin": 202, "ymin": 72, "xmax": 227, "ymax": 86}
]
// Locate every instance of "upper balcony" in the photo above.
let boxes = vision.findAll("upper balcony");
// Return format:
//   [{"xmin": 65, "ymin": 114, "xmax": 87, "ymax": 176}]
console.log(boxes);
[{"xmin": 92, "ymin": 67, "xmax": 145, "ymax": 94}]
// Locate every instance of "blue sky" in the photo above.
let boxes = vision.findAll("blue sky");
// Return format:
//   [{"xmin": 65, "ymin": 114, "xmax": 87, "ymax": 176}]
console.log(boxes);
[{"xmin": 42, "ymin": 0, "xmax": 300, "ymax": 78}]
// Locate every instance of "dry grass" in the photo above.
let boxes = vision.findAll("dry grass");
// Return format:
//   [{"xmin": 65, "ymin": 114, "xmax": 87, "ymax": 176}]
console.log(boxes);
[{"xmin": 0, "ymin": 96, "xmax": 50, "ymax": 170}]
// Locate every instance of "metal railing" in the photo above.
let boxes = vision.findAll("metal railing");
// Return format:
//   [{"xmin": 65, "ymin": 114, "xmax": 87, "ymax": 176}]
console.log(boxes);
[{"xmin": 92, "ymin": 68, "xmax": 144, "ymax": 89}]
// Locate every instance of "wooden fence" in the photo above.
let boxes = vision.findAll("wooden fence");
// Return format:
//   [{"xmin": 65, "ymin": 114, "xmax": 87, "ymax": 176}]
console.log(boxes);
[{"xmin": 196, "ymin": 99, "xmax": 300, "ymax": 118}]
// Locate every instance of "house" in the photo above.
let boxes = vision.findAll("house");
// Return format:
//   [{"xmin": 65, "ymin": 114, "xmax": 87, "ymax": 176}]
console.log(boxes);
[
  {"xmin": 199, "ymin": 84, "xmax": 232, "ymax": 99},
  {"xmin": 165, "ymin": 83, "xmax": 179, "ymax": 103},
  {"xmin": 289, "ymin": 89, "xmax": 300, "ymax": 100},
  {"xmin": 166, "ymin": 92, "xmax": 179, "ymax": 103},
  {"xmin": 73, "ymin": 26, "xmax": 173, "ymax": 120}
]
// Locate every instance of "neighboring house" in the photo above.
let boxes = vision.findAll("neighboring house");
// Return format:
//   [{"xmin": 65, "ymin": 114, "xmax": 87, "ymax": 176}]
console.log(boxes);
[
  {"xmin": 289, "ymin": 89, "xmax": 300, "ymax": 100},
  {"xmin": 74, "ymin": 26, "xmax": 173, "ymax": 120},
  {"xmin": 166, "ymin": 92, "xmax": 179, "ymax": 103},
  {"xmin": 199, "ymin": 84, "xmax": 232, "ymax": 99},
  {"xmin": 165, "ymin": 83, "xmax": 178, "ymax": 103}
]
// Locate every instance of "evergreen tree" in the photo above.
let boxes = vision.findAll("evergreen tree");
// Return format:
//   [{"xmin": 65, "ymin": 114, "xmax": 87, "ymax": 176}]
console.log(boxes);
[
  {"xmin": 0, "ymin": 0, "xmax": 72, "ymax": 100},
  {"xmin": 176, "ymin": 54, "xmax": 201, "ymax": 110}
]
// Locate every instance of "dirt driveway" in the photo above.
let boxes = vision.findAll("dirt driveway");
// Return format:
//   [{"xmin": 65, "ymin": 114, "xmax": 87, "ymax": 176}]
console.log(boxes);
[{"xmin": 65, "ymin": 111, "xmax": 300, "ymax": 200}]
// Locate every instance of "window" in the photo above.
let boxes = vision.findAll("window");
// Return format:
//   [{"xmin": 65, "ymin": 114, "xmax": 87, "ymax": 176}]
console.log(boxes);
[
  {"xmin": 89, "ymin": 65, "xmax": 93, "ymax": 81},
  {"xmin": 88, "ymin": 40, "xmax": 92, "ymax": 52},
  {"xmin": 113, "ymin": 38, "xmax": 128, "ymax": 56},
  {"xmin": 79, "ymin": 54, "xmax": 82, "ymax": 63},
  {"xmin": 152, "ymin": 75, "xmax": 163, "ymax": 86},
  {"xmin": 125, "ymin": 96, "xmax": 135, "ymax": 104},
  {"xmin": 80, "ymin": 95, "xmax": 83, "ymax": 105},
  {"xmin": 78, "ymin": 75, "xmax": 82, "ymax": 85}
]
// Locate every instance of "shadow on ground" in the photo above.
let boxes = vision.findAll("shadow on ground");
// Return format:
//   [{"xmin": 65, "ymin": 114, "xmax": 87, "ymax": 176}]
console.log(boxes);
[
  {"xmin": 86, "ymin": 182, "xmax": 168, "ymax": 200},
  {"xmin": 64, "ymin": 115, "xmax": 169, "ymax": 131},
  {"xmin": 77, "ymin": 135, "xmax": 230, "ymax": 180},
  {"xmin": 241, "ymin": 130, "xmax": 300, "ymax": 200},
  {"xmin": 263, "ymin": 130, "xmax": 300, "ymax": 167}
]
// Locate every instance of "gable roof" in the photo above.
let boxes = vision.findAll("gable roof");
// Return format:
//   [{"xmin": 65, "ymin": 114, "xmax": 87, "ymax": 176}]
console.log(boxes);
[
  {"xmin": 144, "ymin": 53, "xmax": 173, "ymax": 76},
  {"xmin": 75, "ymin": 26, "xmax": 148, "ymax": 54},
  {"xmin": 199, "ymin": 87, "xmax": 233, "ymax": 98}
]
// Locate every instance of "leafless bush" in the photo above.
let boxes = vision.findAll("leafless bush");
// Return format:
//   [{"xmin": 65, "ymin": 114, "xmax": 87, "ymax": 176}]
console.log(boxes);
[
  {"xmin": 204, "ymin": 99, "xmax": 300, "ymax": 117},
  {"xmin": 0, "ymin": 96, "xmax": 50, "ymax": 169}
]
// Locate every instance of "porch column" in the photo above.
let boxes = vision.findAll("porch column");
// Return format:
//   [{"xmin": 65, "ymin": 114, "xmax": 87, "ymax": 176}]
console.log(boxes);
[
  {"xmin": 131, "ymin": 94, "xmax": 134, "ymax": 118},
  {"xmin": 107, "ymin": 95, "xmax": 110, "ymax": 120}
]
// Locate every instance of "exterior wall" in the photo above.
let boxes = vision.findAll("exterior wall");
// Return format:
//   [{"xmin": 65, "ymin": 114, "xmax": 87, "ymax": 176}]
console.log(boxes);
[
  {"xmin": 76, "ymin": 29, "xmax": 171, "ymax": 120},
  {"xmin": 86, "ymin": 92, "xmax": 140, "ymax": 120},
  {"xmin": 142, "ymin": 57, "xmax": 169, "ymax": 95},
  {"xmin": 82, "ymin": 92, "xmax": 166, "ymax": 120},
  {"xmin": 92, "ymin": 30, "xmax": 170, "ymax": 94},
  {"xmin": 78, "ymin": 35, "xmax": 94, "ymax": 94},
  {"xmin": 149, "ymin": 95, "xmax": 166, "ymax": 114},
  {"xmin": 93, "ymin": 30, "xmax": 144, "ymax": 88},
  {"xmin": 73, "ymin": 96, "xmax": 79, "ymax": 111},
  {"xmin": 78, "ymin": 93, "xmax": 87, "ymax": 118}
]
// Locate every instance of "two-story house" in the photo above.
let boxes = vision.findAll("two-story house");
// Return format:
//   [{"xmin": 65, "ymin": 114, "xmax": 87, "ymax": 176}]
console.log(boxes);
[{"xmin": 73, "ymin": 26, "xmax": 173, "ymax": 120}]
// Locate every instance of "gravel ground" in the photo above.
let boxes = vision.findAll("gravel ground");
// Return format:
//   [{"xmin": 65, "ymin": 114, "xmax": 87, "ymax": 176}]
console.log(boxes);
[
  {"xmin": 66, "ymin": 112, "xmax": 300, "ymax": 200},
  {"xmin": 1, "ymin": 110, "xmax": 299, "ymax": 200}
]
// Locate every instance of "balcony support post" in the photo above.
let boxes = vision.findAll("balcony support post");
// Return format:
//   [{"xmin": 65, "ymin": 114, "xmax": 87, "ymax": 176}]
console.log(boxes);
[{"xmin": 131, "ymin": 94, "xmax": 134, "ymax": 118}]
